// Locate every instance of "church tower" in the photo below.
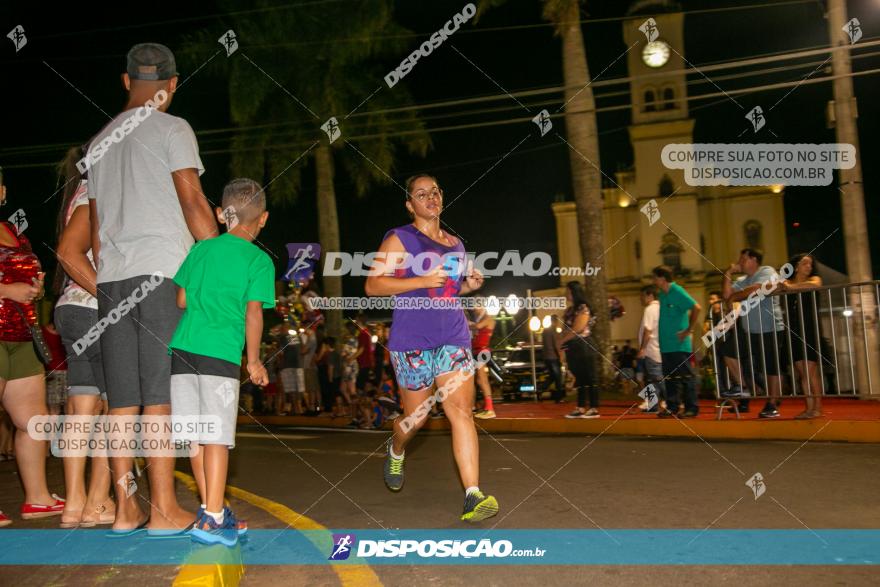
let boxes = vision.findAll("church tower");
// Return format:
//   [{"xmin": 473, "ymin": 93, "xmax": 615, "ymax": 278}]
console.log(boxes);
[
  {"xmin": 624, "ymin": 1, "xmax": 700, "ymax": 279},
  {"xmin": 542, "ymin": 0, "xmax": 788, "ymax": 343}
]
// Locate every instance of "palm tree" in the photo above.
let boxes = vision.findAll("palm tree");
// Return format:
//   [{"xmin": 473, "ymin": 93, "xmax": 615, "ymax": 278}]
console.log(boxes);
[
  {"xmin": 182, "ymin": 0, "xmax": 429, "ymax": 335},
  {"xmin": 479, "ymin": 0, "xmax": 610, "ymax": 376},
  {"xmin": 547, "ymin": 0, "xmax": 610, "ymax": 379}
]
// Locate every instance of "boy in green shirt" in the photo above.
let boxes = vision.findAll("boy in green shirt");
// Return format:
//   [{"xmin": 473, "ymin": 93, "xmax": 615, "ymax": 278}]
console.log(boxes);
[{"xmin": 169, "ymin": 178, "xmax": 275, "ymax": 546}]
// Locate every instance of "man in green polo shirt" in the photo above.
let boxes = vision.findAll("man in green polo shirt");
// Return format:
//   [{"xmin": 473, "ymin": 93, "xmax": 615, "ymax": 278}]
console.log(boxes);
[{"xmin": 651, "ymin": 265, "xmax": 702, "ymax": 418}]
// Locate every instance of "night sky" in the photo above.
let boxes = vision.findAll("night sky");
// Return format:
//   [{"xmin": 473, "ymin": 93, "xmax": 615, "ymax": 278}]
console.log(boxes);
[{"xmin": 3, "ymin": 0, "xmax": 878, "ymax": 312}]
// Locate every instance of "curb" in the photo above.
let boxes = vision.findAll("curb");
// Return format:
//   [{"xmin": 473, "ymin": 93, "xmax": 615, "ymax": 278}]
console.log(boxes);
[{"xmin": 237, "ymin": 415, "xmax": 880, "ymax": 443}]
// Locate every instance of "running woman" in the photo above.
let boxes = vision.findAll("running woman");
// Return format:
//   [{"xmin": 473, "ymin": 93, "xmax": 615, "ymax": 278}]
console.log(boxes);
[{"xmin": 365, "ymin": 174, "xmax": 498, "ymax": 522}]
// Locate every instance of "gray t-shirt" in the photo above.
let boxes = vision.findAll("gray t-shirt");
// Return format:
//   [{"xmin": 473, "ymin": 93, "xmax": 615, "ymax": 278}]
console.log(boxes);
[
  {"xmin": 732, "ymin": 265, "xmax": 785, "ymax": 333},
  {"xmin": 87, "ymin": 109, "xmax": 204, "ymax": 283}
]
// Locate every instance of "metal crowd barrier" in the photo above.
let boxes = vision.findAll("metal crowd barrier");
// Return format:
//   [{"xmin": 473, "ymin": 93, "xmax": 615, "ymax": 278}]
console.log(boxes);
[{"xmin": 706, "ymin": 281, "xmax": 879, "ymax": 407}]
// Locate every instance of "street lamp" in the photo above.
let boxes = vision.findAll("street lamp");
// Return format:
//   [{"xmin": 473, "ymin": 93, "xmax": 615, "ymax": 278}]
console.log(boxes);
[
  {"xmin": 486, "ymin": 295, "xmax": 500, "ymax": 316},
  {"xmin": 529, "ymin": 316, "xmax": 541, "ymax": 332},
  {"xmin": 504, "ymin": 293, "xmax": 519, "ymax": 316},
  {"xmin": 542, "ymin": 315, "xmax": 552, "ymax": 329}
]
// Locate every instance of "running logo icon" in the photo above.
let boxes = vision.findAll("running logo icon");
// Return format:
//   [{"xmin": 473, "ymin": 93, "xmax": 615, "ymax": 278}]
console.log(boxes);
[
  {"xmin": 219, "ymin": 30, "xmax": 239, "ymax": 56},
  {"xmin": 7, "ymin": 25, "xmax": 26, "ymax": 52},
  {"xmin": 843, "ymin": 18, "xmax": 862, "ymax": 44},
  {"xmin": 745, "ymin": 472, "xmax": 766, "ymax": 500},
  {"xmin": 638, "ymin": 384, "xmax": 658, "ymax": 410},
  {"xmin": 117, "ymin": 471, "xmax": 138, "ymax": 498},
  {"xmin": 8, "ymin": 209, "xmax": 27, "ymax": 235},
  {"xmin": 222, "ymin": 205, "xmax": 239, "ymax": 229},
  {"xmin": 284, "ymin": 243, "xmax": 321, "ymax": 284},
  {"xmin": 322, "ymin": 117, "xmax": 341, "ymax": 144},
  {"xmin": 532, "ymin": 110, "xmax": 552, "ymax": 136},
  {"xmin": 639, "ymin": 18, "xmax": 659, "ymax": 42},
  {"xmin": 746, "ymin": 106, "xmax": 766, "ymax": 132},
  {"xmin": 329, "ymin": 533, "xmax": 356, "ymax": 560},
  {"xmin": 640, "ymin": 199, "xmax": 660, "ymax": 226}
]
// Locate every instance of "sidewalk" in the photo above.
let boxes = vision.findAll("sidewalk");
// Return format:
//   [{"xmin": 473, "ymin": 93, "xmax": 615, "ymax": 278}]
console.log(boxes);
[{"xmin": 239, "ymin": 397, "xmax": 880, "ymax": 443}]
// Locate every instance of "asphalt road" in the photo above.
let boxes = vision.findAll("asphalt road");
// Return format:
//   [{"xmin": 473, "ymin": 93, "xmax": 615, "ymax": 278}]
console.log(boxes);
[{"xmin": 226, "ymin": 425, "xmax": 879, "ymax": 586}]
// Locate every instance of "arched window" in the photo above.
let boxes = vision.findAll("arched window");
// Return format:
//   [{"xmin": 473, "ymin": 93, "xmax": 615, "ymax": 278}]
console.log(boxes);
[
  {"xmin": 662, "ymin": 87, "xmax": 675, "ymax": 110},
  {"xmin": 744, "ymin": 220, "xmax": 762, "ymax": 250},
  {"xmin": 659, "ymin": 230, "xmax": 684, "ymax": 275},
  {"xmin": 644, "ymin": 88, "xmax": 656, "ymax": 112}
]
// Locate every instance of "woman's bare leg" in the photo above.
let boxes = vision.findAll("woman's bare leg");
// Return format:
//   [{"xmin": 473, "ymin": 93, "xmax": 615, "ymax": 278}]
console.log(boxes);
[
  {"xmin": 62, "ymin": 394, "xmax": 102, "ymax": 522},
  {"xmin": 390, "ymin": 386, "xmax": 433, "ymax": 456},
  {"xmin": 435, "ymin": 371, "xmax": 478, "ymax": 489},
  {"xmin": 83, "ymin": 397, "xmax": 114, "ymax": 523},
  {"xmin": 1, "ymin": 375, "xmax": 55, "ymax": 505}
]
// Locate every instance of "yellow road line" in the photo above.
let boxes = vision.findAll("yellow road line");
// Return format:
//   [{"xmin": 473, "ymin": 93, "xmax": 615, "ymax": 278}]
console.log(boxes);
[{"xmin": 173, "ymin": 471, "xmax": 382, "ymax": 587}]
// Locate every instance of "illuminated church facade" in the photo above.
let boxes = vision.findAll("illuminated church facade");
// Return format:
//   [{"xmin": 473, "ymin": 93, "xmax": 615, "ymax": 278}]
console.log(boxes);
[{"xmin": 537, "ymin": 4, "xmax": 788, "ymax": 343}]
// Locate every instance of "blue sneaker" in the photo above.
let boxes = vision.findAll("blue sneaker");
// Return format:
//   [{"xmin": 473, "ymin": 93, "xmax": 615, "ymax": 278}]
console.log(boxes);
[
  {"xmin": 223, "ymin": 506, "xmax": 248, "ymax": 536},
  {"xmin": 190, "ymin": 510, "xmax": 238, "ymax": 547},
  {"xmin": 194, "ymin": 506, "xmax": 247, "ymax": 537}
]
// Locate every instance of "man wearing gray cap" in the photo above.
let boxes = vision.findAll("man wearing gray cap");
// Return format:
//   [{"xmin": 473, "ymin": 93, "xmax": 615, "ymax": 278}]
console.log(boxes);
[{"xmin": 86, "ymin": 43, "xmax": 217, "ymax": 534}]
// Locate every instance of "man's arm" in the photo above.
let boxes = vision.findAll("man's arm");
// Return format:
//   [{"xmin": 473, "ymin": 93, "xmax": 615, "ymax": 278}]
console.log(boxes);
[
  {"xmin": 172, "ymin": 168, "xmax": 219, "ymax": 241},
  {"xmin": 638, "ymin": 326, "xmax": 652, "ymax": 356},
  {"xmin": 88, "ymin": 199, "xmax": 100, "ymax": 269},
  {"xmin": 176, "ymin": 286, "xmax": 187, "ymax": 309},
  {"xmin": 681, "ymin": 303, "xmax": 702, "ymax": 341}
]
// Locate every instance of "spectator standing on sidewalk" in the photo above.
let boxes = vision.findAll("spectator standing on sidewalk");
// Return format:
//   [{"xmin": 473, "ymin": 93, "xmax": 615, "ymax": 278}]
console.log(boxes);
[
  {"xmin": 705, "ymin": 291, "xmax": 751, "ymax": 413},
  {"xmin": 86, "ymin": 43, "xmax": 217, "ymax": 534},
  {"xmin": 354, "ymin": 314, "xmax": 375, "ymax": 394},
  {"xmin": 302, "ymin": 326, "xmax": 319, "ymax": 415},
  {"xmin": 722, "ymin": 249, "xmax": 786, "ymax": 419},
  {"xmin": 471, "ymin": 303, "xmax": 496, "ymax": 419},
  {"xmin": 542, "ymin": 314, "xmax": 566, "ymax": 403},
  {"xmin": 780, "ymin": 253, "xmax": 824, "ymax": 419},
  {"xmin": 651, "ymin": 266, "xmax": 701, "ymax": 418},
  {"xmin": 636, "ymin": 285, "xmax": 665, "ymax": 413},
  {"xmin": 560, "ymin": 281, "xmax": 600, "ymax": 419}
]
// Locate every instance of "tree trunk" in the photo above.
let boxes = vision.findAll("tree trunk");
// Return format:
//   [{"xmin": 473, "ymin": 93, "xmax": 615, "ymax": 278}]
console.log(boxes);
[
  {"xmin": 559, "ymin": 1, "xmax": 611, "ymax": 380},
  {"xmin": 315, "ymin": 143, "xmax": 343, "ymax": 337}
]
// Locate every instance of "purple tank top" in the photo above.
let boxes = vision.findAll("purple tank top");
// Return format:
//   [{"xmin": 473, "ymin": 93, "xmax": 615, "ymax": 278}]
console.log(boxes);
[{"xmin": 383, "ymin": 224, "xmax": 471, "ymax": 351}]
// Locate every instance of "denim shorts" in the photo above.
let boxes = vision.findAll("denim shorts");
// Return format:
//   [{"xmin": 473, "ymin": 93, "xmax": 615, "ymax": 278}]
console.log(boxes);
[
  {"xmin": 55, "ymin": 304, "xmax": 106, "ymax": 398},
  {"xmin": 389, "ymin": 345, "xmax": 475, "ymax": 392}
]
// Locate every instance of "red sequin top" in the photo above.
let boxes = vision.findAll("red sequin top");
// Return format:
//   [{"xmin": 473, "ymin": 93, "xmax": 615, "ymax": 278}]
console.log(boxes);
[{"xmin": 0, "ymin": 221, "xmax": 40, "ymax": 342}]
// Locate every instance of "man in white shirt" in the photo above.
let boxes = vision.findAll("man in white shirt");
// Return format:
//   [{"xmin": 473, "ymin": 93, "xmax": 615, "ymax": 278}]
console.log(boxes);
[
  {"xmin": 636, "ymin": 285, "xmax": 665, "ymax": 413},
  {"xmin": 87, "ymin": 43, "xmax": 217, "ymax": 534}
]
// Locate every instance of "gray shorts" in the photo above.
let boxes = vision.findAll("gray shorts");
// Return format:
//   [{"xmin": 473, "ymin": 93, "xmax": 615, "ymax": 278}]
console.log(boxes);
[
  {"xmin": 280, "ymin": 368, "xmax": 304, "ymax": 395},
  {"xmin": 97, "ymin": 275, "xmax": 182, "ymax": 409},
  {"xmin": 54, "ymin": 304, "xmax": 106, "ymax": 399},
  {"xmin": 170, "ymin": 349, "xmax": 240, "ymax": 448}
]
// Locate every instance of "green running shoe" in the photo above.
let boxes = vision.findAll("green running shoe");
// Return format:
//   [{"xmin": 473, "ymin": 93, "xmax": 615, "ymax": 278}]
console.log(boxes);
[
  {"xmin": 384, "ymin": 443, "xmax": 405, "ymax": 492},
  {"xmin": 460, "ymin": 490, "xmax": 499, "ymax": 522}
]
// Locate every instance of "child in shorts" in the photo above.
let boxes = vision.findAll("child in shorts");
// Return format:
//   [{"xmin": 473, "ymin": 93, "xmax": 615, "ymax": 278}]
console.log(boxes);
[{"xmin": 169, "ymin": 178, "xmax": 275, "ymax": 547}]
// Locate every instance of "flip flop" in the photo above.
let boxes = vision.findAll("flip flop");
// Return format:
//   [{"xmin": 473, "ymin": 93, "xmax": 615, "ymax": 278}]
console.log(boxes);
[
  {"xmin": 106, "ymin": 517, "xmax": 149, "ymax": 538},
  {"xmin": 146, "ymin": 521, "xmax": 196, "ymax": 539}
]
